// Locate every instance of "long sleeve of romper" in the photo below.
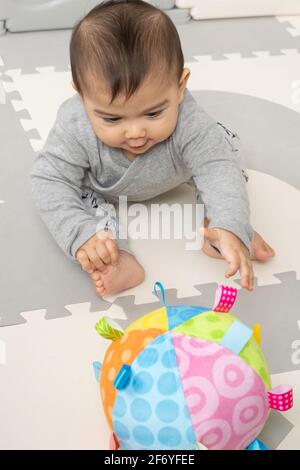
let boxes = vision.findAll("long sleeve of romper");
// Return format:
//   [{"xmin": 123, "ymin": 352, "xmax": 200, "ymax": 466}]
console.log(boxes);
[
  {"xmin": 30, "ymin": 100, "xmax": 103, "ymax": 261},
  {"xmin": 175, "ymin": 91, "xmax": 252, "ymax": 253}
]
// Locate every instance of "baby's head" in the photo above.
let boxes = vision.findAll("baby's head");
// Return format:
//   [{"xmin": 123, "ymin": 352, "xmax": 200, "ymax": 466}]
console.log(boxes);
[{"xmin": 70, "ymin": 0, "xmax": 190, "ymax": 157}]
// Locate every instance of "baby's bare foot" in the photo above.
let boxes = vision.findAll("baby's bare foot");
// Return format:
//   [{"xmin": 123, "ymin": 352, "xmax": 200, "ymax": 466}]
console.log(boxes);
[
  {"xmin": 89, "ymin": 250, "xmax": 145, "ymax": 296},
  {"xmin": 250, "ymin": 231, "xmax": 275, "ymax": 261},
  {"xmin": 202, "ymin": 230, "xmax": 275, "ymax": 261}
]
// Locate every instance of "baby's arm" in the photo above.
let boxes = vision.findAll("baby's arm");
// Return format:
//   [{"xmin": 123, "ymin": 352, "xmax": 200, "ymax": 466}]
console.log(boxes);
[
  {"xmin": 30, "ymin": 110, "xmax": 109, "ymax": 265},
  {"xmin": 176, "ymin": 97, "xmax": 253, "ymax": 288},
  {"xmin": 182, "ymin": 122, "xmax": 251, "ymax": 251}
]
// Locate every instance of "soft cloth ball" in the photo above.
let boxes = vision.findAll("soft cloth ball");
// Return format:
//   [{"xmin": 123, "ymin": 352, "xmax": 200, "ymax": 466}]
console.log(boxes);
[{"xmin": 94, "ymin": 282, "xmax": 293, "ymax": 450}]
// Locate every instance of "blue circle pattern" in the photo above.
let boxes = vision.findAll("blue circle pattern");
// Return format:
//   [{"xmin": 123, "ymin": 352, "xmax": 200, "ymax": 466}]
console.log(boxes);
[
  {"xmin": 131, "ymin": 399, "xmax": 152, "ymax": 422},
  {"xmin": 158, "ymin": 427, "xmax": 182, "ymax": 447},
  {"xmin": 156, "ymin": 400, "xmax": 179, "ymax": 422},
  {"xmin": 114, "ymin": 420, "xmax": 130, "ymax": 441},
  {"xmin": 161, "ymin": 349, "xmax": 177, "ymax": 369},
  {"xmin": 133, "ymin": 426, "xmax": 155, "ymax": 446},
  {"xmin": 112, "ymin": 331, "xmax": 197, "ymax": 450},
  {"xmin": 114, "ymin": 395, "xmax": 127, "ymax": 418},
  {"xmin": 167, "ymin": 305, "xmax": 209, "ymax": 330},
  {"xmin": 151, "ymin": 334, "xmax": 166, "ymax": 345},
  {"xmin": 137, "ymin": 348, "xmax": 159, "ymax": 368},
  {"xmin": 132, "ymin": 371, "xmax": 153, "ymax": 394},
  {"xmin": 157, "ymin": 372, "xmax": 180, "ymax": 395},
  {"xmin": 187, "ymin": 426, "xmax": 196, "ymax": 444}
]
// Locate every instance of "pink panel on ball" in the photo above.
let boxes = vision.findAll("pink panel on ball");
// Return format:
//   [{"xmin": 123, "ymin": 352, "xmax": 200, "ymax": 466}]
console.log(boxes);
[{"xmin": 171, "ymin": 332, "xmax": 269, "ymax": 450}]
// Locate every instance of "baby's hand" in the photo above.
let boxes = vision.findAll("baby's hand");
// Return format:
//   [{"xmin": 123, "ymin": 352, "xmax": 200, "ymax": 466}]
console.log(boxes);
[
  {"xmin": 204, "ymin": 227, "xmax": 254, "ymax": 291},
  {"xmin": 76, "ymin": 229, "xmax": 119, "ymax": 274}
]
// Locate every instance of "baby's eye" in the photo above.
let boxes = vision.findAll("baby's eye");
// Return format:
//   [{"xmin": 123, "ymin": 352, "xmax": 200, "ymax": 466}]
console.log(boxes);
[
  {"xmin": 103, "ymin": 117, "xmax": 121, "ymax": 123},
  {"xmin": 102, "ymin": 109, "xmax": 163, "ymax": 123},
  {"xmin": 146, "ymin": 110, "xmax": 163, "ymax": 118}
]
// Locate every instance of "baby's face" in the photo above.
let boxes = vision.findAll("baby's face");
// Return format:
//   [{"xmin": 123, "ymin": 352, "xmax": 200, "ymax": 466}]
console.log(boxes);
[{"xmin": 80, "ymin": 68, "xmax": 190, "ymax": 160}]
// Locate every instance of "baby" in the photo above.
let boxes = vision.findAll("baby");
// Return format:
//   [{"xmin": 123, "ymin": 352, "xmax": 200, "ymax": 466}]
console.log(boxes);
[{"xmin": 31, "ymin": 0, "xmax": 275, "ymax": 297}]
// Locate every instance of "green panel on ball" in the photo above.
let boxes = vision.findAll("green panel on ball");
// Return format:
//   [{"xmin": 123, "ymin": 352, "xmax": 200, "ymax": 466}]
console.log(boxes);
[{"xmin": 174, "ymin": 310, "xmax": 235, "ymax": 341}]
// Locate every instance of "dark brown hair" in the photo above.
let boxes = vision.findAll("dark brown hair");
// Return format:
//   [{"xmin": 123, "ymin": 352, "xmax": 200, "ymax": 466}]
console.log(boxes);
[{"xmin": 70, "ymin": 0, "xmax": 184, "ymax": 103}]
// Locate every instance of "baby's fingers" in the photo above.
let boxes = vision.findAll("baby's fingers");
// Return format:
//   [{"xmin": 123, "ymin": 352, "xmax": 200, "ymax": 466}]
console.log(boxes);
[
  {"xmin": 105, "ymin": 238, "xmax": 119, "ymax": 266},
  {"xmin": 224, "ymin": 252, "xmax": 240, "ymax": 278},
  {"xmin": 76, "ymin": 249, "xmax": 95, "ymax": 274},
  {"xmin": 89, "ymin": 248, "xmax": 109, "ymax": 273},
  {"xmin": 239, "ymin": 256, "xmax": 254, "ymax": 291},
  {"xmin": 95, "ymin": 242, "xmax": 111, "ymax": 266}
]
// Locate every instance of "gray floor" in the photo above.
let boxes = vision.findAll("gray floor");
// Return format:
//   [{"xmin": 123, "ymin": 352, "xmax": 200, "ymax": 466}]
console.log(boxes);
[{"xmin": 1, "ymin": 16, "xmax": 300, "ymax": 327}]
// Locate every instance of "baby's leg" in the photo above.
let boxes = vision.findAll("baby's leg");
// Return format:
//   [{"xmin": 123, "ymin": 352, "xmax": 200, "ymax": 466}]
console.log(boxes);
[{"xmin": 81, "ymin": 188, "xmax": 145, "ymax": 295}]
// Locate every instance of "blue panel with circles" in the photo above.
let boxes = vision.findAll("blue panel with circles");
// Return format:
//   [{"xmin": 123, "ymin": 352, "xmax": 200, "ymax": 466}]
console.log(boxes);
[
  {"xmin": 167, "ymin": 305, "xmax": 209, "ymax": 330},
  {"xmin": 112, "ymin": 332, "xmax": 197, "ymax": 450}
]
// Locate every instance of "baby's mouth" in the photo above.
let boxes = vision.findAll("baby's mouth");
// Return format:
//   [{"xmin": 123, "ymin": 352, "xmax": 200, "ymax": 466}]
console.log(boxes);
[{"xmin": 128, "ymin": 140, "xmax": 149, "ymax": 149}]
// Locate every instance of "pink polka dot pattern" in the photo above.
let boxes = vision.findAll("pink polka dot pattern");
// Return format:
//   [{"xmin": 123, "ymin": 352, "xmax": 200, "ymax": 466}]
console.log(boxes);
[
  {"xmin": 172, "ymin": 332, "xmax": 269, "ymax": 450},
  {"xmin": 268, "ymin": 385, "xmax": 293, "ymax": 411},
  {"xmin": 212, "ymin": 285, "xmax": 237, "ymax": 313}
]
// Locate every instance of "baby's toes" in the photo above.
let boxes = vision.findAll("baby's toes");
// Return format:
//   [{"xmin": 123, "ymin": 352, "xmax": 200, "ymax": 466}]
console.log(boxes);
[
  {"xmin": 267, "ymin": 246, "xmax": 275, "ymax": 256},
  {"xmin": 90, "ymin": 270, "xmax": 101, "ymax": 281},
  {"xmin": 95, "ymin": 279, "xmax": 104, "ymax": 288},
  {"xmin": 96, "ymin": 285, "xmax": 106, "ymax": 296},
  {"xmin": 262, "ymin": 241, "xmax": 275, "ymax": 256}
]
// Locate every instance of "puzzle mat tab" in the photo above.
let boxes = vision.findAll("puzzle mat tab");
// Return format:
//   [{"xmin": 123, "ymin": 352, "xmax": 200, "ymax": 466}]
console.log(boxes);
[
  {"xmin": 178, "ymin": 0, "xmax": 300, "ymax": 20},
  {"xmin": 1, "ymin": 15, "xmax": 300, "ymax": 449}
]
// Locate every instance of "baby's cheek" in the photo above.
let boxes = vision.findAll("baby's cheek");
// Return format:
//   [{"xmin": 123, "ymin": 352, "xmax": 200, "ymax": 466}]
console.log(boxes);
[
  {"xmin": 153, "ymin": 117, "xmax": 177, "ymax": 140},
  {"xmin": 95, "ymin": 125, "xmax": 119, "ymax": 145}
]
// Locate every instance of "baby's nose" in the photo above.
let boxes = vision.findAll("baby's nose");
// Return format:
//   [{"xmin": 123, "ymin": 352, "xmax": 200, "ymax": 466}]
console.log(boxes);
[{"xmin": 125, "ymin": 125, "xmax": 146, "ymax": 140}]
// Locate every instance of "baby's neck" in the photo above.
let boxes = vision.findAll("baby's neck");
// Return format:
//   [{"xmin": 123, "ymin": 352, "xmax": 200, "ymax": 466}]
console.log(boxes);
[{"xmin": 122, "ymin": 149, "xmax": 138, "ymax": 161}]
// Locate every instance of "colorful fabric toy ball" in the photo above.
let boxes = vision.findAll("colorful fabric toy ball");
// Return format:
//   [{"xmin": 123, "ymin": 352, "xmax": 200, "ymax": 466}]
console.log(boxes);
[{"xmin": 93, "ymin": 282, "xmax": 293, "ymax": 451}]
